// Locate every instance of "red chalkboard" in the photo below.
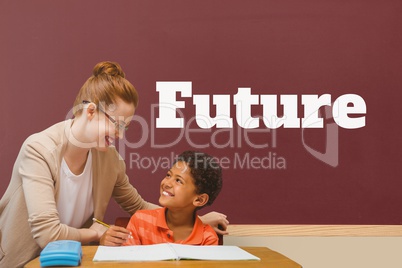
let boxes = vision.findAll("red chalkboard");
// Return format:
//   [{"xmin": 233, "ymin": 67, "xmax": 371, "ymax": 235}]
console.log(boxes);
[{"xmin": 1, "ymin": 0, "xmax": 401, "ymax": 224}]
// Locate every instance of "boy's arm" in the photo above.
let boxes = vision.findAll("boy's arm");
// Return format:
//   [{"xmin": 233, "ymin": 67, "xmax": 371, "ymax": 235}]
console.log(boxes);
[
  {"xmin": 202, "ymin": 225, "xmax": 219, "ymax": 245},
  {"xmin": 122, "ymin": 216, "xmax": 142, "ymax": 246}
]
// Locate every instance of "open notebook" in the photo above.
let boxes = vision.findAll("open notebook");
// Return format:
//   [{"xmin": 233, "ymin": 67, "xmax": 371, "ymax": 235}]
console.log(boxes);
[{"xmin": 93, "ymin": 243, "xmax": 260, "ymax": 262}]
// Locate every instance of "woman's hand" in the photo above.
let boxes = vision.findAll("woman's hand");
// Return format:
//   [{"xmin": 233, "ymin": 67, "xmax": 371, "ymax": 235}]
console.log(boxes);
[
  {"xmin": 199, "ymin": 211, "xmax": 229, "ymax": 235},
  {"xmin": 89, "ymin": 222, "xmax": 108, "ymax": 240},
  {"xmin": 99, "ymin": 225, "xmax": 131, "ymax": 246}
]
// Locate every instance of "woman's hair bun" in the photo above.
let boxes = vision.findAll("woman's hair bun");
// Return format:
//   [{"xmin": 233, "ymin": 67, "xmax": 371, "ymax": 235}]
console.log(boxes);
[{"xmin": 92, "ymin": 61, "xmax": 125, "ymax": 78}]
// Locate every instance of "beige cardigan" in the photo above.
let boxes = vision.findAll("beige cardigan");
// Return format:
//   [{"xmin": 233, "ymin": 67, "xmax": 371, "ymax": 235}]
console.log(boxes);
[{"xmin": 0, "ymin": 120, "xmax": 156, "ymax": 267}]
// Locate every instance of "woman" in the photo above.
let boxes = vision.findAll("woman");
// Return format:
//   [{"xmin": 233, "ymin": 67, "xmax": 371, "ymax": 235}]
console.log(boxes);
[{"xmin": 0, "ymin": 61, "xmax": 228, "ymax": 267}]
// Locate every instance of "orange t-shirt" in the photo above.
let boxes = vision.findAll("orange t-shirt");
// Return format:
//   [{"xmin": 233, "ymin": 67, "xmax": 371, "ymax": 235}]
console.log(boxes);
[{"xmin": 123, "ymin": 208, "xmax": 218, "ymax": 246}]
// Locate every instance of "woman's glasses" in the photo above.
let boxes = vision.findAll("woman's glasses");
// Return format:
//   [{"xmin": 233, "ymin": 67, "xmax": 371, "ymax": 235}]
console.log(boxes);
[{"xmin": 82, "ymin": 100, "xmax": 128, "ymax": 132}]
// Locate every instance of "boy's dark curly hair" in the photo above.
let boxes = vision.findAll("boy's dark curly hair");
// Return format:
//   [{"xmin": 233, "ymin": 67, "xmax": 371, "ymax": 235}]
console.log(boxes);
[{"xmin": 175, "ymin": 151, "xmax": 222, "ymax": 208}]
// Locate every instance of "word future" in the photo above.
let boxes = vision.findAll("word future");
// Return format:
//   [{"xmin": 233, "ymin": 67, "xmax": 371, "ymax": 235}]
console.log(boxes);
[{"xmin": 156, "ymin": 82, "xmax": 366, "ymax": 129}]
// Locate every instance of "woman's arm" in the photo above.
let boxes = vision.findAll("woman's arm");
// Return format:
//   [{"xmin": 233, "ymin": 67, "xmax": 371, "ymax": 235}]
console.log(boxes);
[
  {"xmin": 112, "ymin": 157, "xmax": 160, "ymax": 213},
  {"xmin": 21, "ymin": 142, "xmax": 83, "ymax": 247},
  {"xmin": 199, "ymin": 211, "xmax": 229, "ymax": 235},
  {"xmin": 21, "ymin": 141, "xmax": 102, "ymax": 247}
]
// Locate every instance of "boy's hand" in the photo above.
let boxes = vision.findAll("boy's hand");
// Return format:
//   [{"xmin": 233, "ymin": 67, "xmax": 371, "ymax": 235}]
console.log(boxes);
[
  {"xmin": 200, "ymin": 211, "xmax": 229, "ymax": 235},
  {"xmin": 99, "ymin": 225, "xmax": 131, "ymax": 246}
]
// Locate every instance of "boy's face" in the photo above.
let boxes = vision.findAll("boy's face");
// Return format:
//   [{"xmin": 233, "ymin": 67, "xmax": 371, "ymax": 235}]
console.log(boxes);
[{"xmin": 159, "ymin": 161, "xmax": 200, "ymax": 210}]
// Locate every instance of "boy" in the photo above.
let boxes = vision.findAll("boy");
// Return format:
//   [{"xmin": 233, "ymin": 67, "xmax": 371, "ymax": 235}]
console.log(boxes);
[{"xmin": 123, "ymin": 150, "xmax": 223, "ymax": 245}]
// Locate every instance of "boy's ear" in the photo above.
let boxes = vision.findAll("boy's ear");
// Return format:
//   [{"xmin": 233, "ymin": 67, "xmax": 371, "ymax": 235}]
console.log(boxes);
[{"xmin": 193, "ymin": 193, "xmax": 209, "ymax": 208}]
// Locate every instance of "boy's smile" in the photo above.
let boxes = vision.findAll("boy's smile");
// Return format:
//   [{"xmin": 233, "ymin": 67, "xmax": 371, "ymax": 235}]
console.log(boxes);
[
  {"xmin": 159, "ymin": 161, "xmax": 198, "ymax": 209},
  {"xmin": 162, "ymin": 190, "xmax": 174, "ymax": 197}
]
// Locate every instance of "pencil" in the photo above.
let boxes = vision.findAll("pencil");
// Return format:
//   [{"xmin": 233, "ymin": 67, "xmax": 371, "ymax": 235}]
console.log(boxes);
[
  {"xmin": 92, "ymin": 218, "xmax": 110, "ymax": 228},
  {"xmin": 93, "ymin": 217, "xmax": 133, "ymax": 239}
]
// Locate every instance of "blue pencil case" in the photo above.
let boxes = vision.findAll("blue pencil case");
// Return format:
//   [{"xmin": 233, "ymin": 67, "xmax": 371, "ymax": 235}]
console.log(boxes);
[{"xmin": 39, "ymin": 240, "xmax": 82, "ymax": 267}]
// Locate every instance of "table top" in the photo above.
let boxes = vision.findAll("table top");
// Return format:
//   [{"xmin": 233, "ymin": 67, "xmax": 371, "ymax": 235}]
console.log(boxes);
[{"xmin": 25, "ymin": 246, "xmax": 302, "ymax": 268}]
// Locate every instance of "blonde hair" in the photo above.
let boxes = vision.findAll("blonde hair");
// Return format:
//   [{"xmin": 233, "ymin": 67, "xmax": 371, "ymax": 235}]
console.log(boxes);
[{"xmin": 73, "ymin": 61, "xmax": 138, "ymax": 116}]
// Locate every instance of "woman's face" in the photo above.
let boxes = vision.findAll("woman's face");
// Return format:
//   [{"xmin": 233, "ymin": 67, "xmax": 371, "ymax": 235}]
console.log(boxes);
[{"xmin": 88, "ymin": 98, "xmax": 135, "ymax": 151}]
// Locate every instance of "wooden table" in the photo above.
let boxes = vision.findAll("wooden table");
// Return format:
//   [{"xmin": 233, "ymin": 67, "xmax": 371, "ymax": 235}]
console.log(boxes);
[{"xmin": 25, "ymin": 246, "xmax": 302, "ymax": 267}]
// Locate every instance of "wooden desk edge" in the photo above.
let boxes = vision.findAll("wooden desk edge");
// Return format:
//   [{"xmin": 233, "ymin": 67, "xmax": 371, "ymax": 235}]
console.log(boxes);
[
  {"xmin": 227, "ymin": 224, "xmax": 402, "ymax": 236},
  {"xmin": 25, "ymin": 246, "xmax": 302, "ymax": 268}
]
